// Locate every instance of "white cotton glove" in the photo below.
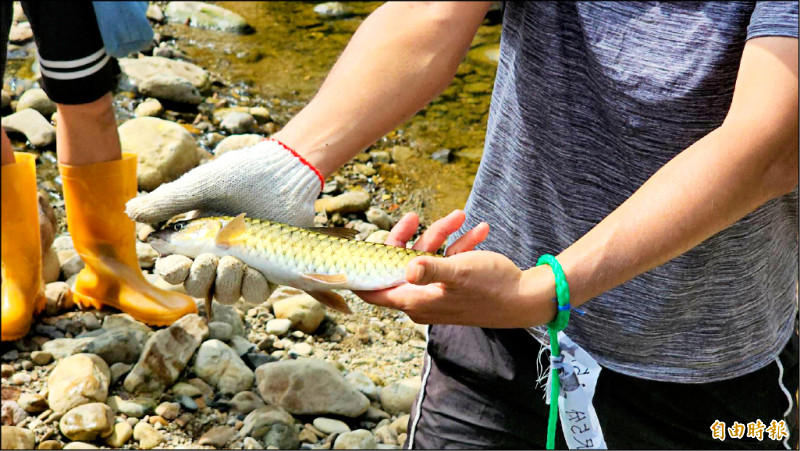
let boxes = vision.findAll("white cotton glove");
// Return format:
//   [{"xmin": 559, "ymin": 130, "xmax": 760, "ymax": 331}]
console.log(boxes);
[{"xmin": 128, "ymin": 139, "xmax": 324, "ymax": 303}]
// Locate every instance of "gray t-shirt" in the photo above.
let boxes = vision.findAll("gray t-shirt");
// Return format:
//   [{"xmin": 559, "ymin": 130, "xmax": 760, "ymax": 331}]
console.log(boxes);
[{"xmin": 457, "ymin": 1, "xmax": 799, "ymax": 383}]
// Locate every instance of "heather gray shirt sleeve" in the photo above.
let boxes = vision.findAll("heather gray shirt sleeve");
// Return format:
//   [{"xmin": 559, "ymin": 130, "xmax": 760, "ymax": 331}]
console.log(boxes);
[{"xmin": 457, "ymin": 2, "xmax": 798, "ymax": 383}]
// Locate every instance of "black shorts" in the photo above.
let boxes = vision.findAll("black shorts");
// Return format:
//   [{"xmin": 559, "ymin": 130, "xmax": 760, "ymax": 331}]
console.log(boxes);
[
  {"xmin": 1, "ymin": 1, "xmax": 114, "ymax": 105},
  {"xmin": 406, "ymin": 325, "xmax": 799, "ymax": 449}
]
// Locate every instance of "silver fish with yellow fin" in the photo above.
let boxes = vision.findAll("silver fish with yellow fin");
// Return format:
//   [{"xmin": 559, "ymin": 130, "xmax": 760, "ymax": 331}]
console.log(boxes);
[{"xmin": 147, "ymin": 213, "xmax": 438, "ymax": 313}]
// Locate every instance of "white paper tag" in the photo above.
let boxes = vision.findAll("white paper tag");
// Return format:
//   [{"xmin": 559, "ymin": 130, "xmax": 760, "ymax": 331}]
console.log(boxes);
[{"xmin": 550, "ymin": 332, "xmax": 607, "ymax": 449}]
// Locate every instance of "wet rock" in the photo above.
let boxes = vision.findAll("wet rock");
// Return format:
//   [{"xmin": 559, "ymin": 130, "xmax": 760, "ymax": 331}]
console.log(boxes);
[
  {"xmin": 176, "ymin": 395, "xmax": 197, "ymax": 411},
  {"xmin": 155, "ymin": 401, "xmax": 180, "ymax": 420},
  {"xmin": 366, "ymin": 207, "xmax": 394, "ymax": 230},
  {"xmin": 243, "ymin": 352, "xmax": 277, "ymax": 370},
  {"xmin": 30, "ymin": 351, "xmax": 53, "ymax": 366},
  {"xmin": 431, "ymin": 148, "xmax": 452, "ymax": 163},
  {"xmin": 154, "ymin": 254, "xmax": 192, "ymax": 284},
  {"xmin": 109, "ymin": 362, "xmax": 132, "ymax": 385},
  {"xmin": 194, "ymin": 339, "xmax": 254, "ymax": 395},
  {"xmin": 266, "ymin": 318, "xmax": 291, "ymax": 336},
  {"xmin": 47, "ymin": 354, "xmax": 110, "ymax": 413},
  {"xmin": 313, "ymin": 2, "xmax": 352, "ymax": 18},
  {"xmin": 208, "ymin": 321, "xmax": 233, "ymax": 341},
  {"xmin": 379, "ymin": 378, "xmax": 420, "ymax": 415},
  {"xmin": 164, "ymin": 2, "xmax": 253, "ymax": 34},
  {"xmin": 146, "ymin": 3, "xmax": 164, "ymax": 22},
  {"xmin": 240, "ymin": 406, "xmax": 298, "ymax": 449},
  {"xmin": 220, "ymin": 112, "xmax": 256, "ymax": 134},
  {"xmin": 9, "ymin": 22, "xmax": 32, "ymax": 44},
  {"xmin": 255, "ymin": 359, "xmax": 369, "ymax": 417},
  {"xmin": 17, "ymin": 88, "xmax": 56, "ymax": 117},
  {"xmin": 134, "ymin": 98, "xmax": 163, "ymax": 117},
  {"xmin": 313, "ymin": 417, "xmax": 350, "ymax": 434},
  {"xmin": 119, "ymin": 56, "xmax": 209, "ymax": 92},
  {"xmin": 37, "ymin": 439, "xmax": 63, "ymax": 450},
  {"xmin": 106, "ymin": 395, "xmax": 155, "ymax": 418},
  {"xmin": 315, "ymin": 191, "xmax": 371, "ymax": 215},
  {"xmin": 139, "ymin": 74, "xmax": 203, "ymax": 104},
  {"xmin": 365, "ymin": 230, "xmax": 390, "ymax": 244},
  {"xmin": 133, "ymin": 421, "xmax": 163, "ymax": 449},
  {"xmin": 214, "ymin": 134, "xmax": 263, "ymax": 156},
  {"xmin": 229, "ymin": 391, "xmax": 265, "ymax": 415},
  {"xmin": 59, "ymin": 402, "xmax": 115, "ymax": 441},
  {"xmin": 272, "ymin": 294, "xmax": 326, "ymax": 334},
  {"xmin": 333, "ymin": 429, "xmax": 377, "ymax": 449},
  {"xmin": 123, "ymin": 314, "xmax": 208, "ymax": 397},
  {"xmin": 56, "ymin": 249, "xmax": 84, "ymax": 280},
  {"xmin": 118, "ymin": 117, "xmax": 201, "ymax": 191},
  {"xmin": 104, "ymin": 420, "xmax": 133, "ymax": 447},
  {"xmin": 196, "ymin": 299, "xmax": 246, "ymax": 337},
  {"xmin": 2, "ymin": 108, "xmax": 56, "ymax": 147},
  {"xmin": 1, "ymin": 425, "xmax": 34, "ymax": 449},
  {"xmin": 389, "ymin": 145, "xmax": 417, "ymax": 162},
  {"xmin": 18, "ymin": 393, "xmax": 48, "ymax": 413},
  {"xmin": 345, "ymin": 372, "xmax": 379, "ymax": 401},
  {"xmin": 1, "ymin": 400, "xmax": 27, "ymax": 425},
  {"xmin": 199, "ymin": 425, "xmax": 237, "ymax": 447}
]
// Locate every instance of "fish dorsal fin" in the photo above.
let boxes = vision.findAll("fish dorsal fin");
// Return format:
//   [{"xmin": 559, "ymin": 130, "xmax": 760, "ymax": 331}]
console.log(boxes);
[
  {"xmin": 310, "ymin": 227, "xmax": 359, "ymax": 240},
  {"xmin": 307, "ymin": 290, "xmax": 352, "ymax": 314},
  {"xmin": 215, "ymin": 213, "xmax": 247, "ymax": 248},
  {"xmin": 302, "ymin": 273, "xmax": 348, "ymax": 285}
]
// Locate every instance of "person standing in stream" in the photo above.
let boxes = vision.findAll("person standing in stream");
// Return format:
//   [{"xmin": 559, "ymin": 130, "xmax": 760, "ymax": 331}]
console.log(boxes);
[
  {"xmin": 1, "ymin": 2, "xmax": 197, "ymax": 341},
  {"xmin": 128, "ymin": 2, "xmax": 798, "ymax": 448}
]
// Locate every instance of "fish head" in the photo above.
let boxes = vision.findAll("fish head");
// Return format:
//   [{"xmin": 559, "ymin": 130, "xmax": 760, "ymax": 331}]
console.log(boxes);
[{"xmin": 147, "ymin": 217, "xmax": 222, "ymax": 257}]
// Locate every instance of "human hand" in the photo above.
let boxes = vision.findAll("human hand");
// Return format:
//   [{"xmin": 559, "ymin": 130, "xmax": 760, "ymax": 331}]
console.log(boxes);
[
  {"xmin": 356, "ymin": 210, "xmax": 556, "ymax": 328},
  {"xmin": 128, "ymin": 138, "xmax": 321, "ymax": 303}
]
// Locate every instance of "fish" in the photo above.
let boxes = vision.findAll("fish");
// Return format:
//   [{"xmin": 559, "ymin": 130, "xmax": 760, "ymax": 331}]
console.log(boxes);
[{"xmin": 147, "ymin": 213, "xmax": 439, "ymax": 314}]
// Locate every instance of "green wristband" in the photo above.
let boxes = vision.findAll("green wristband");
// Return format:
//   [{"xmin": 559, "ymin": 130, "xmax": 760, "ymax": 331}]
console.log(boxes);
[{"xmin": 536, "ymin": 254, "xmax": 571, "ymax": 332}]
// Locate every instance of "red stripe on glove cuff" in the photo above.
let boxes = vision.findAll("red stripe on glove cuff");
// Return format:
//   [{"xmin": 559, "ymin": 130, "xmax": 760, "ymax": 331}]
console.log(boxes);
[{"xmin": 265, "ymin": 138, "xmax": 325, "ymax": 192}]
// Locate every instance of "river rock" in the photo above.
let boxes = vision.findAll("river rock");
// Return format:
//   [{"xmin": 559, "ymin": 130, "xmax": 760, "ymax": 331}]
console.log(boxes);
[
  {"xmin": 118, "ymin": 117, "xmax": 200, "ymax": 191},
  {"xmin": 345, "ymin": 371, "xmax": 379, "ymax": 401},
  {"xmin": 119, "ymin": 56, "xmax": 209, "ymax": 91},
  {"xmin": 154, "ymin": 401, "xmax": 180, "ymax": 420},
  {"xmin": 44, "ymin": 282, "xmax": 74, "ymax": 317},
  {"xmin": 220, "ymin": 112, "xmax": 256, "ymax": 134},
  {"xmin": 214, "ymin": 134, "xmax": 263, "ymax": 156},
  {"xmin": 56, "ymin": 249, "xmax": 84, "ymax": 280},
  {"xmin": 370, "ymin": 150, "xmax": 391, "ymax": 164},
  {"xmin": 17, "ymin": 88, "xmax": 56, "ymax": 117},
  {"xmin": 136, "ymin": 241, "xmax": 158, "ymax": 269},
  {"xmin": 365, "ymin": 230, "xmax": 390, "ymax": 244},
  {"xmin": 123, "ymin": 314, "xmax": 208, "ymax": 397},
  {"xmin": 240, "ymin": 406, "xmax": 298, "ymax": 449},
  {"xmin": 164, "ymin": 2, "xmax": 252, "ymax": 34},
  {"xmin": 194, "ymin": 339, "xmax": 254, "ymax": 395},
  {"xmin": 42, "ymin": 327, "xmax": 149, "ymax": 365},
  {"xmin": 379, "ymin": 378, "xmax": 420, "ymax": 415},
  {"xmin": 59, "ymin": 402, "xmax": 115, "ymax": 441},
  {"xmin": 229, "ymin": 335, "xmax": 257, "ymax": 356},
  {"xmin": 366, "ymin": 207, "xmax": 394, "ymax": 230},
  {"xmin": 106, "ymin": 395, "xmax": 155, "ymax": 418},
  {"xmin": 272, "ymin": 294, "xmax": 326, "ymax": 334},
  {"xmin": 104, "ymin": 420, "xmax": 133, "ymax": 447},
  {"xmin": 146, "ymin": 3, "xmax": 164, "ymax": 22},
  {"xmin": 134, "ymin": 98, "xmax": 163, "ymax": 117},
  {"xmin": 63, "ymin": 442, "xmax": 96, "ymax": 450},
  {"xmin": 18, "ymin": 392, "xmax": 48, "ymax": 413},
  {"xmin": 37, "ymin": 439, "xmax": 63, "ymax": 450},
  {"xmin": 170, "ymin": 382, "xmax": 202, "ymax": 398},
  {"xmin": 389, "ymin": 415, "xmax": 409, "ymax": 434},
  {"xmin": 42, "ymin": 247, "xmax": 60, "ymax": 284},
  {"xmin": 30, "ymin": 351, "xmax": 53, "ymax": 366},
  {"xmin": 314, "ymin": 191, "xmax": 371, "ymax": 215},
  {"xmin": 139, "ymin": 74, "xmax": 203, "ymax": 104},
  {"xmin": 265, "ymin": 318, "xmax": 291, "ymax": 336},
  {"xmin": 334, "ymin": 430, "xmax": 377, "ymax": 449},
  {"xmin": 229, "ymin": 391, "xmax": 265, "ymax": 415},
  {"xmin": 196, "ymin": 299, "xmax": 246, "ymax": 337},
  {"xmin": 9, "ymin": 22, "xmax": 32, "ymax": 44},
  {"xmin": 3, "ymin": 109, "xmax": 56, "ymax": 147},
  {"xmin": 133, "ymin": 421, "xmax": 163, "ymax": 449},
  {"xmin": 198, "ymin": 425, "xmax": 237, "ymax": 447},
  {"xmin": 313, "ymin": 417, "xmax": 350, "ymax": 434},
  {"xmin": 1, "ymin": 425, "xmax": 34, "ymax": 450},
  {"xmin": 255, "ymin": 359, "xmax": 369, "ymax": 417},
  {"xmin": 208, "ymin": 321, "xmax": 233, "ymax": 341},
  {"xmin": 109, "ymin": 362, "xmax": 132, "ymax": 385},
  {"xmin": 1, "ymin": 400, "xmax": 27, "ymax": 426},
  {"xmin": 47, "ymin": 354, "xmax": 110, "ymax": 413},
  {"xmin": 375, "ymin": 424, "xmax": 398, "ymax": 445},
  {"xmin": 313, "ymin": 2, "xmax": 352, "ymax": 18},
  {"xmin": 389, "ymin": 145, "xmax": 418, "ymax": 162}
]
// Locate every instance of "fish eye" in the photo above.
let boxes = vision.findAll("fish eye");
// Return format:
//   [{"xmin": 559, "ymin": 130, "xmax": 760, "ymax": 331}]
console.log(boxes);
[{"xmin": 173, "ymin": 222, "xmax": 185, "ymax": 231}]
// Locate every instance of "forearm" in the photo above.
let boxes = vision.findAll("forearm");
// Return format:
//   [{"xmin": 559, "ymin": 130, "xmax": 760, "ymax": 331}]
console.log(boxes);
[{"xmin": 273, "ymin": 1, "xmax": 491, "ymax": 177}]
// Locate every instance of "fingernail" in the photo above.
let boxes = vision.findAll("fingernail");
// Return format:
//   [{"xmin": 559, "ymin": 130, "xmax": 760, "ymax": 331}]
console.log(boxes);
[{"xmin": 413, "ymin": 262, "xmax": 426, "ymax": 284}]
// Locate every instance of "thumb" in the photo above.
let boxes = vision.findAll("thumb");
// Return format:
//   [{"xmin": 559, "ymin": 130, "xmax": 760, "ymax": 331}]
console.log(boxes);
[
  {"xmin": 126, "ymin": 175, "xmax": 206, "ymax": 224},
  {"xmin": 406, "ymin": 256, "xmax": 461, "ymax": 285}
]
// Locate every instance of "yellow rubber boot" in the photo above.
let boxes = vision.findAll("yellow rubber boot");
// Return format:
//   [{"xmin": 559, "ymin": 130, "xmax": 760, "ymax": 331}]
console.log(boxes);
[
  {"xmin": 59, "ymin": 153, "xmax": 197, "ymax": 326},
  {"xmin": 1, "ymin": 152, "xmax": 46, "ymax": 341}
]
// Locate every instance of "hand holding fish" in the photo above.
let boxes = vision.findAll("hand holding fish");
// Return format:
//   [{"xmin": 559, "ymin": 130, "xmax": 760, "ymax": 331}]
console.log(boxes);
[{"xmin": 356, "ymin": 210, "xmax": 559, "ymax": 328}]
